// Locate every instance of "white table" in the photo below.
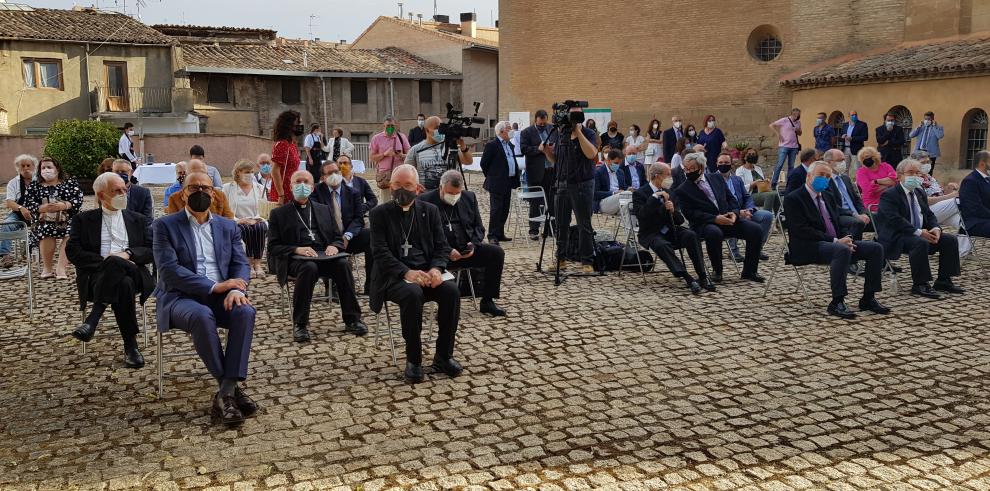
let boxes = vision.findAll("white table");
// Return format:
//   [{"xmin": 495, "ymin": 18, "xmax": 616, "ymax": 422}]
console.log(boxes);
[{"xmin": 134, "ymin": 163, "xmax": 177, "ymax": 185}]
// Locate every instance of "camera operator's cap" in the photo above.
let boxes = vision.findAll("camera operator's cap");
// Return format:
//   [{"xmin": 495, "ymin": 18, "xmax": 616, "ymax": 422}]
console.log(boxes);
[{"xmin": 535, "ymin": 109, "xmax": 548, "ymax": 119}]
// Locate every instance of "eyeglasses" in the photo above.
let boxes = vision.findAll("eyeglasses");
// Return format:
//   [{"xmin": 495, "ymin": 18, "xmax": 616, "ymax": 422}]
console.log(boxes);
[{"xmin": 186, "ymin": 185, "xmax": 212, "ymax": 193}]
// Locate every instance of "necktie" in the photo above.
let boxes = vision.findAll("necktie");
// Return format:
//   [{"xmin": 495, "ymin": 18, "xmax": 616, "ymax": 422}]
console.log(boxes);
[
  {"xmin": 920, "ymin": 126, "xmax": 929, "ymax": 151},
  {"xmin": 331, "ymin": 189, "xmax": 343, "ymax": 232},
  {"xmin": 816, "ymin": 195, "xmax": 837, "ymax": 237},
  {"xmin": 834, "ymin": 177, "xmax": 856, "ymax": 212},
  {"xmin": 698, "ymin": 179, "xmax": 718, "ymax": 207},
  {"xmin": 910, "ymin": 191, "xmax": 922, "ymax": 229}
]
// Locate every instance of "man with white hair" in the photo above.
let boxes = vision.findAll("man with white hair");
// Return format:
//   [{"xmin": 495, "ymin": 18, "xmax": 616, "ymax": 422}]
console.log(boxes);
[
  {"xmin": 112, "ymin": 158, "xmax": 153, "ymax": 220},
  {"xmin": 66, "ymin": 172, "xmax": 154, "ymax": 367},
  {"xmin": 163, "ymin": 161, "xmax": 188, "ymax": 207},
  {"xmin": 0, "ymin": 154, "xmax": 37, "ymax": 268},
  {"xmin": 821, "ymin": 148, "xmax": 870, "ymax": 241},
  {"xmin": 480, "ymin": 121, "xmax": 521, "ymax": 244}
]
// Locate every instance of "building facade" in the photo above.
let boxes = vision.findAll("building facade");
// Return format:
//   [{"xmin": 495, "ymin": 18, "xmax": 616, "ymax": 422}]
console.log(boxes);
[{"xmin": 499, "ymin": 0, "xmax": 990, "ymax": 167}]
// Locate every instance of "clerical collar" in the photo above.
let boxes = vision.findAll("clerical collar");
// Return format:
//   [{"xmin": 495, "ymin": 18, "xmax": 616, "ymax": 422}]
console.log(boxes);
[
  {"xmin": 294, "ymin": 200, "xmax": 309, "ymax": 209},
  {"xmin": 102, "ymin": 207, "xmax": 122, "ymax": 216}
]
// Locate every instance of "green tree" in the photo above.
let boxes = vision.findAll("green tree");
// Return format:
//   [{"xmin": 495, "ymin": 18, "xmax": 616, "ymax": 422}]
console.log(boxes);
[{"xmin": 42, "ymin": 119, "xmax": 120, "ymax": 180}]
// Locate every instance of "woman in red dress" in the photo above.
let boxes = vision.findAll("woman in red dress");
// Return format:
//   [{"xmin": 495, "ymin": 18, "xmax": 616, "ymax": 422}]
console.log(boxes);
[{"xmin": 270, "ymin": 110, "xmax": 303, "ymax": 204}]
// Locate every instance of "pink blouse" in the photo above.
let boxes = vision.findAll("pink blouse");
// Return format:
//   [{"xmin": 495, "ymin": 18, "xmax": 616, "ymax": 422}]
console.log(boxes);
[{"xmin": 856, "ymin": 162, "xmax": 897, "ymax": 210}]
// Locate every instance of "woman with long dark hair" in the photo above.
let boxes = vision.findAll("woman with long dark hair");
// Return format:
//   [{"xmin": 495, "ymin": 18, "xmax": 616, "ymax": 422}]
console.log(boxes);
[
  {"xmin": 271, "ymin": 110, "xmax": 303, "ymax": 204},
  {"xmin": 645, "ymin": 119, "xmax": 663, "ymax": 164},
  {"xmin": 23, "ymin": 156, "xmax": 83, "ymax": 279}
]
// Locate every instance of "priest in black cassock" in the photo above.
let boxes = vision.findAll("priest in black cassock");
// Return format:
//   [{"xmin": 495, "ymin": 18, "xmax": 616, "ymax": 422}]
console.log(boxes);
[
  {"xmin": 369, "ymin": 164, "xmax": 462, "ymax": 383},
  {"xmin": 418, "ymin": 169, "xmax": 506, "ymax": 316}
]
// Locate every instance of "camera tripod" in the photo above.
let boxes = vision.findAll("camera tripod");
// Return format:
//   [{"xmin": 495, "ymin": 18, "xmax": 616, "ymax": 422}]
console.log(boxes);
[{"xmin": 416, "ymin": 139, "xmax": 469, "ymax": 190}]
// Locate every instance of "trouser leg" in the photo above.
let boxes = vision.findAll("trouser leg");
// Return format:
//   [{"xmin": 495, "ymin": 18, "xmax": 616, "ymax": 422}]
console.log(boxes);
[
  {"xmin": 675, "ymin": 228, "xmax": 707, "ymax": 280},
  {"xmin": 424, "ymin": 280, "xmax": 460, "ymax": 360},
  {"xmin": 388, "ymin": 282, "xmax": 425, "ymax": 364},
  {"xmin": 555, "ymin": 183, "xmax": 574, "ymax": 261},
  {"xmin": 454, "ymin": 243, "xmax": 504, "ymax": 299},
  {"xmin": 935, "ymin": 233, "xmax": 960, "ymax": 280},
  {"xmin": 573, "ymin": 179, "xmax": 595, "ymax": 264},
  {"xmin": 171, "ymin": 299, "xmax": 225, "ymax": 380},
  {"xmin": 288, "ymin": 260, "xmax": 319, "ymax": 327},
  {"xmin": 905, "ymin": 235, "xmax": 933, "ymax": 285},
  {"xmin": 852, "ymin": 240, "xmax": 884, "ymax": 295},
  {"xmin": 817, "ymin": 241, "xmax": 851, "ymax": 300},
  {"xmin": 110, "ymin": 276, "xmax": 139, "ymax": 338},
  {"xmin": 319, "ymin": 259, "xmax": 361, "ymax": 323},
  {"xmin": 647, "ymin": 235, "xmax": 687, "ymax": 278},
  {"xmin": 698, "ymin": 224, "xmax": 724, "ymax": 274},
  {"xmin": 211, "ymin": 298, "xmax": 256, "ymax": 381}
]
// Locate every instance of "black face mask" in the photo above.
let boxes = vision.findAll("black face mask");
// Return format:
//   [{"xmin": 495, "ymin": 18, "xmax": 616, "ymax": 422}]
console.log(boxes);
[
  {"xmin": 686, "ymin": 169, "xmax": 702, "ymax": 182},
  {"xmin": 116, "ymin": 172, "xmax": 131, "ymax": 185},
  {"xmin": 717, "ymin": 164, "xmax": 732, "ymax": 174},
  {"xmin": 863, "ymin": 158, "xmax": 876, "ymax": 167},
  {"xmin": 746, "ymin": 155, "xmax": 759, "ymax": 164},
  {"xmin": 177, "ymin": 174, "xmax": 185, "ymax": 185},
  {"xmin": 393, "ymin": 188, "xmax": 417, "ymax": 208},
  {"xmin": 187, "ymin": 190, "xmax": 212, "ymax": 212},
  {"xmin": 293, "ymin": 124, "xmax": 305, "ymax": 136}
]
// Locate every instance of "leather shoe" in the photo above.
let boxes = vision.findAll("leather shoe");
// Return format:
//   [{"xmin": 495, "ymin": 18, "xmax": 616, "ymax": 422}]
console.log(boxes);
[
  {"xmin": 497, "ymin": 236, "xmax": 513, "ymax": 242},
  {"xmin": 345, "ymin": 320, "xmax": 368, "ymax": 336},
  {"xmin": 702, "ymin": 278, "xmax": 717, "ymax": 292},
  {"xmin": 933, "ymin": 279, "xmax": 965, "ymax": 294},
  {"xmin": 741, "ymin": 272, "xmax": 765, "ymax": 283},
  {"xmin": 123, "ymin": 338, "xmax": 144, "ymax": 369},
  {"xmin": 71, "ymin": 322, "xmax": 97, "ymax": 343},
  {"xmin": 858, "ymin": 297, "xmax": 891, "ymax": 315},
  {"xmin": 827, "ymin": 301, "xmax": 857, "ymax": 319},
  {"xmin": 528, "ymin": 234, "xmax": 540, "ymax": 241},
  {"xmin": 480, "ymin": 299, "xmax": 507, "ymax": 317},
  {"xmin": 234, "ymin": 386, "xmax": 258, "ymax": 417},
  {"xmin": 293, "ymin": 324, "xmax": 311, "ymax": 343},
  {"xmin": 211, "ymin": 392, "xmax": 245, "ymax": 425},
  {"xmin": 759, "ymin": 253, "xmax": 770, "ymax": 261},
  {"xmin": 712, "ymin": 271, "xmax": 723, "ymax": 283},
  {"xmin": 432, "ymin": 357, "xmax": 463, "ymax": 377},
  {"xmin": 910, "ymin": 284, "xmax": 941, "ymax": 300},
  {"xmin": 687, "ymin": 280, "xmax": 702, "ymax": 295},
  {"xmin": 405, "ymin": 362, "xmax": 424, "ymax": 383}
]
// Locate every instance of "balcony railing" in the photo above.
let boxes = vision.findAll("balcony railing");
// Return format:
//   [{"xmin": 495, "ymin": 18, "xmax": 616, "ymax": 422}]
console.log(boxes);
[{"xmin": 93, "ymin": 86, "xmax": 175, "ymax": 113}]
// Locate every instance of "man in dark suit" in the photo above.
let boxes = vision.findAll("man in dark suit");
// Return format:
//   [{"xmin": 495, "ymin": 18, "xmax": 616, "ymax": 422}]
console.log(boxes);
[
  {"xmin": 958, "ymin": 150, "xmax": 990, "ymax": 237},
  {"xmin": 785, "ymin": 148, "xmax": 819, "ymax": 195},
  {"xmin": 620, "ymin": 147, "xmax": 648, "ymax": 190},
  {"xmin": 876, "ymin": 159, "xmax": 964, "ymax": 299},
  {"xmin": 632, "ymin": 163, "xmax": 712, "ymax": 294},
  {"xmin": 152, "ymin": 171, "xmax": 258, "ymax": 426},
  {"xmin": 822, "ymin": 149, "xmax": 871, "ymax": 241},
  {"xmin": 66, "ymin": 172, "xmax": 154, "ymax": 368},
  {"xmin": 842, "ymin": 111, "xmax": 869, "ymax": 169},
  {"xmin": 715, "ymin": 154, "xmax": 772, "ymax": 262},
  {"xmin": 311, "ymin": 160, "xmax": 373, "ymax": 294},
  {"xmin": 480, "ymin": 121, "xmax": 520, "ymax": 244},
  {"xmin": 519, "ymin": 110, "xmax": 553, "ymax": 240},
  {"xmin": 594, "ymin": 150, "xmax": 630, "ymax": 214},
  {"xmin": 112, "ymin": 158, "xmax": 153, "ymax": 220},
  {"xmin": 876, "ymin": 113, "xmax": 905, "ymax": 166},
  {"xmin": 783, "ymin": 162, "xmax": 889, "ymax": 319},
  {"xmin": 408, "ymin": 114, "xmax": 428, "ymax": 147},
  {"xmin": 419, "ymin": 170, "xmax": 507, "ymax": 316},
  {"xmin": 662, "ymin": 115, "xmax": 685, "ymax": 164},
  {"xmin": 369, "ymin": 164, "xmax": 461, "ymax": 383},
  {"xmin": 338, "ymin": 155, "xmax": 378, "ymax": 214},
  {"xmin": 269, "ymin": 170, "xmax": 366, "ymax": 343},
  {"xmin": 673, "ymin": 152, "xmax": 765, "ymax": 283}
]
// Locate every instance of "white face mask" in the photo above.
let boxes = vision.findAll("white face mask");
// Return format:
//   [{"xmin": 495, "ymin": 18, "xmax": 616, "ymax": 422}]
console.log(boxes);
[
  {"xmin": 921, "ymin": 163, "xmax": 932, "ymax": 174},
  {"xmin": 661, "ymin": 177, "xmax": 674, "ymax": 189},
  {"xmin": 688, "ymin": 130, "xmax": 696, "ymax": 137},
  {"xmin": 417, "ymin": 119, "xmax": 425, "ymax": 128},
  {"xmin": 127, "ymin": 130, "xmax": 135, "ymax": 136},
  {"xmin": 673, "ymin": 121, "xmax": 682, "ymax": 129},
  {"xmin": 652, "ymin": 123, "xmax": 659, "ymax": 130},
  {"xmin": 326, "ymin": 173, "xmax": 343, "ymax": 187},
  {"xmin": 834, "ymin": 161, "xmax": 848, "ymax": 174},
  {"xmin": 239, "ymin": 173, "xmax": 254, "ymax": 185},
  {"xmin": 707, "ymin": 121, "xmax": 716, "ymax": 129},
  {"xmin": 442, "ymin": 191, "xmax": 461, "ymax": 206},
  {"xmin": 923, "ymin": 119, "xmax": 932, "ymax": 126},
  {"xmin": 40, "ymin": 168, "xmax": 56, "ymax": 181},
  {"xmin": 110, "ymin": 193, "xmax": 128, "ymax": 211}
]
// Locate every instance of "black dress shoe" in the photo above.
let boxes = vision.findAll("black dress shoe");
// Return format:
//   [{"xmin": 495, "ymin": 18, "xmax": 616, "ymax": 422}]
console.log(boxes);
[
  {"xmin": 847, "ymin": 263, "xmax": 861, "ymax": 276},
  {"xmin": 858, "ymin": 297, "xmax": 891, "ymax": 315},
  {"xmin": 759, "ymin": 253, "xmax": 770, "ymax": 261},
  {"xmin": 233, "ymin": 386, "xmax": 259, "ymax": 417},
  {"xmin": 712, "ymin": 271, "xmax": 723, "ymax": 283},
  {"xmin": 741, "ymin": 272, "xmax": 766, "ymax": 283},
  {"xmin": 293, "ymin": 324, "xmax": 311, "ymax": 343},
  {"xmin": 933, "ymin": 279, "xmax": 965, "ymax": 294},
  {"xmin": 497, "ymin": 236, "xmax": 513, "ymax": 242},
  {"xmin": 528, "ymin": 233, "xmax": 540, "ymax": 241},
  {"xmin": 123, "ymin": 338, "xmax": 144, "ymax": 369},
  {"xmin": 702, "ymin": 278, "xmax": 717, "ymax": 292},
  {"xmin": 687, "ymin": 280, "xmax": 702, "ymax": 295},
  {"xmin": 211, "ymin": 392, "xmax": 245, "ymax": 425},
  {"xmin": 910, "ymin": 284, "xmax": 942, "ymax": 300},
  {"xmin": 827, "ymin": 301, "xmax": 857, "ymax": 319},
  {"xmin": 345, "ymin": 320, "xmax": 368, "ymax": 336},
  {"xmin": 405, "ymin": 362, "xmax": 424, "ymax": 383},
  {"xmin": 432, "ymin": 357, "xmax": 463, "ymax": 377},
  {"xmin": 480, "ymin": 299, "xmax": 507, "ymax": 317},
  {"xmin": 71, "ymin": 322, "xmax": 97, "ymax": 343}
]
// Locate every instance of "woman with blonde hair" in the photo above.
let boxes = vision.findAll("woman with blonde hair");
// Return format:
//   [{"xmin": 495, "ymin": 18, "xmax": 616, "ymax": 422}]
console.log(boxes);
[
  {"xmin": 854, "ymin": 146, "xmax": 897, "ymax": 212},
  {"xmin": 222, "ymin": 159, "xmax": 269, "ymax": 277}
]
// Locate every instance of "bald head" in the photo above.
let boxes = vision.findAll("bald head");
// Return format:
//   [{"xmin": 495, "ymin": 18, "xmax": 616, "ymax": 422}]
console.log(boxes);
[
  {"xmin": 390, "ymin": 164, "xmax": 418, "ymax": 186},
  {"xmin": 187, "ymin": 159, "xmax": 207, "ymax": 174}
]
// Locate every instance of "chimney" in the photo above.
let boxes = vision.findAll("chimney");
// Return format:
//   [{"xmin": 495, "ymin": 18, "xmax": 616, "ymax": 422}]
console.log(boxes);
[
  {"xmin": 433, "ymin": 14, "xmax": 449, "ymax": 24},
  {"xmin": 460, "ymin": 12, "xmax": 477, "ymax": 38},
  {"xmin": 416, "ymin": 13, "xmax": 423, "ymax": 26}
]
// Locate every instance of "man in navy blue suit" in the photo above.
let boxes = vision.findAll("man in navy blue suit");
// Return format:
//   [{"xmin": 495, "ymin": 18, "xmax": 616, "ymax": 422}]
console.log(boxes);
[
  {"xmin": 785, "ymin": 149, "xmax": 819, "ymax": 195},
  {"xmin": 311, "ymin": 160, "xmax": 373, "ymax": 294},
  {"xmin": 842, "ymin": 111, "xmax": 870, "ymax": 170},
  {"xmin": 714, "ymin": 153, "xmax": 772, "ymax": 262},
  {"xmin": 673, "ymin": 152, "xmax": 765, "ymax": 283},
  {"xmin": 480, "ymin": 121, "xmax": 520, "ymax": 244},
  {"xmin": 593, "ymin": 149, "xmax": 630, "ymax": 214},
  {"xmin": 153, "ymin": 171, "xmax": 258, "ymax": 426},
  {"xmin": 959, "ymin": 150, "xmax": 990, "ymax": 238},
  {"xmin": 112, "ymin": 158, "xmax": 153, "ymax": 220}
]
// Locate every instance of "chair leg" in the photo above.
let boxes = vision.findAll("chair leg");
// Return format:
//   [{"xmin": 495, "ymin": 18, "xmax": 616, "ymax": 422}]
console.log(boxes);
[
  {"xmin": 792, "ymin": 265, "xmax": 814, "ymax": 308},
  {"xmin": 466, "ymin": 270, "xmax": 477, "ymax": 309},
  {"xmin": 762, "ymin": 245, "xmax": 783, "ymax": 298},
  {"xmin": 384, "ymin": 304, "xmax": 399, "ymax": 369},
  {"xmin": 157, "ymin": 330, "xmax": 164, "ymax": 399},
  {"xmin": 142, "ymin": 304, "xmax": 149, "ymax": 347}
]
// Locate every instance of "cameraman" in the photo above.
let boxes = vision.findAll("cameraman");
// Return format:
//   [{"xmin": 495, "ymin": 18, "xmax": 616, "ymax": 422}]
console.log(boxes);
[
  {"xmin": 541, "ymin": 107, "xmax": 599, "ymax": 273},
  {"xmin": 406, "ymin": 116, "xmax": 473, "ymax": 191}
]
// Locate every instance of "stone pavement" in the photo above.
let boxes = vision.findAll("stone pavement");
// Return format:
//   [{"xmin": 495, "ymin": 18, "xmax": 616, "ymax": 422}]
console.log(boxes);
[{"xmin": 2, "ymin": 182, "xmax": 990, "ymax": 490}]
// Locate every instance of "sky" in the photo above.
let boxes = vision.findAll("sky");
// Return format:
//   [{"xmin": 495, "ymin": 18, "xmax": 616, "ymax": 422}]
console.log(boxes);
[{"xmin": 21, "ymin": 0, "xmax": 500, "ymax": 41}]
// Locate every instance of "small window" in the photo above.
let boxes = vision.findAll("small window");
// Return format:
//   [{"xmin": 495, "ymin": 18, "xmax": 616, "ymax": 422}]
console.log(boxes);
[
  {"xmin": 419, "ymin": 80, "xmax": 433, "ymax": 103},
  {"xmin": 747, "ymin": 25, "xmax": 783, "ymax": 62},
  {"xmin": 350, "ymin": 132, "xmax": 370, "ymax": 143},
  {"xmin": 22, "ymin": 58, "xmax": 63, "ymax": 90},
  {"xmin": 207, "ymin": 75, "xmax": 230, "ymax": 103},
  {"xmin": 964, "ymin": 109, "xmax": 988, "ymax": 168},
  {"xmin": 351, "ymin": 80, "xmax": 368, "ymax": 104},
  {"xmin": 281, "ymin": 79, "xmax": 301, "ymax": 105}
]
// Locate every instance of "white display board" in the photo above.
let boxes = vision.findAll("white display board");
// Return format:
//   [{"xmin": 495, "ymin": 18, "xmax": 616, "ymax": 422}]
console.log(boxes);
[
  {"xmin": 508, "ymin": 111, "xmax": 531, "ymax": 131},
  {"xmin": 584, "ymin": 108, "xmax": 612, "ymax": 134}
]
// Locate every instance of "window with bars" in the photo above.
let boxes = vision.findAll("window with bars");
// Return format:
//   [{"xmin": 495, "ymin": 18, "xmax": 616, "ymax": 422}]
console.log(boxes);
[
  {"xmin": 965, "ymin": 109, "xmax": 988, "ymax": 168},
  {"xmin": 754, "ymin": 36, "xmax": 782, "ymax": 62}
]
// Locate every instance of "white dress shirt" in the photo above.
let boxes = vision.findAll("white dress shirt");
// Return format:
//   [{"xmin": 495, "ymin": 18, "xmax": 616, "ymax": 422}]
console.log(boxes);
[{"xmin": 100, "ymin": 209, "xmax": 129, "ymax": 257}]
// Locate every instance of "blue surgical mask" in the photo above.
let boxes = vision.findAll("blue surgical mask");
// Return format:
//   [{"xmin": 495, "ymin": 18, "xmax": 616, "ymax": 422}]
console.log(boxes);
[
  {"xmin": 608, "ymin": 163, "xmax": 620, "ymax": 172},
  {"xmin": 850, "ymin": 115, "xmax": 859, "ymax": 123},
  {"xmin": 433, "ymin": 129, "xmax": 445, "ymax": 142},
  {"xmin": 625, "ymin": 155, "xmax": 636, "ymax": 164},
  {"xmin": 260, "ymin": 163, "xmax": 272, "ymax": 174},
  {"xmin": 903, "ymin": 176, "xmax": 924, "ymax": 190},
  {"xmin": 292, "ymin": 182, "xmax": 312, "ymax": 200},
  {"xmin": 811, "ymin": 176, "xmax": 830, "ymax": 193}
]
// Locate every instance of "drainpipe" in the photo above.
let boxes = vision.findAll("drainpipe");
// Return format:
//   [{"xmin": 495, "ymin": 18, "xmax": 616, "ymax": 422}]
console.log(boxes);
[
  {"xmin": 388, "ymin": 77, "xmax": 395, "ymax": 117},
  {"xmin": 83, "ymin": 43, "xmax": 92, "ymax": 113},
  {"xmin": 321, "ymin": 76, "xmax": 329, "ymax": 133}
]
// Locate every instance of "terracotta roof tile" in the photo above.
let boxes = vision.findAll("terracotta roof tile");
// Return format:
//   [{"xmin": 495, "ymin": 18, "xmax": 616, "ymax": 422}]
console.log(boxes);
[
  {"xmin": 355, "ymin": 16, "xmax": 499, "ymax": 50},
  {"xmin": 0, "ymin": 7, "xmax": 174, "ymax": 45}
]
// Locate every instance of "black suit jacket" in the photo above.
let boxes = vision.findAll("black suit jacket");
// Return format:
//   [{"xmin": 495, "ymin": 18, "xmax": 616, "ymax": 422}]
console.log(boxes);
[
  {"xmin": 662, "ymin": 127, "xmax": 683, "ymax": 163},
  {"xmin": 785, "ymin": 164, "xmax": 808, "ymax": 195},
  {"xmin": 632, "ymin": 184, "xmax": 685, "ymax": 246},
  {"xmin": 346, "ymin": 175, "xmax": 378, "ymax": 214},
  {"xmin": 309, "ymin": 182, "xmax": 364, "ymax": 239},
  {"xmin": 519, "ymin": 124, "xmax": 548, "ymax": 184},
  {"xmin": 481, "ymin": 138, "xmax": 521, "ymax": 193},
  {"xmin": 876, "ymin": 124, "xmax": 905, "ymax": 164},
  {"xmin": 843, "ymin": 121, "xmax": 870, "ymax": 154},
  {"xmin": 876, "ymin": 185, "xmax": 938, "ymax": 259},
  {"xmin": 418, "ymin": 189, "xmax": 486, "ymax": 249},
  {"xmin": 782, "ymin": 186, "xmax": 846, "ymax": 265},
  {"xmin": 266, "ymin": 201, "xmax": 345, "ymax": 286},
  {"xmin": 127, "ymin": 185, "xmax": 153, "ymax": 221},
  {"xmin": 826, "ymin": 174, "xmax": 867, "ymax": 216},
  {"xmin": 66, "ymin": 208, "xmax": 154, "ymax": 309},
  {"xmin": 408, "ymin": 126, "xmax": 427, "ymax": 147},
  {"xmin": 619, "ymin": 163, "xmax": 647, "ymax": 189},
  {"xmin": 368, "ymin": 200, "xmax": 451, "ymax": 313},
  {"xmin": 672, "ymin": 173, "xmax": 740, "ymax": 229}
]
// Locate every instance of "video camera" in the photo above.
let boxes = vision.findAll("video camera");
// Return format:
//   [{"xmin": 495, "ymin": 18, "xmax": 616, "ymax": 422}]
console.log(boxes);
[
  {"xmin": 439, "ymin": 102, "xmax": 484, "ymax": 148},
  {"xmin": 551, "ymin": 100, "xmax": 589, "ymax": 134}
]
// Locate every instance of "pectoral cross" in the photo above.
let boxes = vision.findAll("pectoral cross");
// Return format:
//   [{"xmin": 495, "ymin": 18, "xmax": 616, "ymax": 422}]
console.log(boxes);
[
  {"xmin": 447, "ymin": 223, "xmax": 453, "ymax": 232},
  {"xmin": 401, "ymin": 240, "xmax": 412, "ymax": 257},
  {"xmin": 308, "ymin": 230, "xmax": 316, "ymax": 241}
]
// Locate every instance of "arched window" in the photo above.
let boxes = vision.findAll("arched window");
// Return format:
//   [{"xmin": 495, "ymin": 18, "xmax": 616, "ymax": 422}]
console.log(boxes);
[
  {"xmin": 747, "ymin": 26, "xmax": 783, "ymax": 62},
  {"xmin": 828, "ymin": 111, "xmax": 845, "ymax": 151},
  {"xmin": 0, "ymin": 108, "xmax": 8, "ymax": 135},
  {"xmin": 964, "ymin": 108, "xmax": 988, "ymax": 168},
  {"xmin": 887, "ymin": 105, "xmax": 913, "ymax": 159}
]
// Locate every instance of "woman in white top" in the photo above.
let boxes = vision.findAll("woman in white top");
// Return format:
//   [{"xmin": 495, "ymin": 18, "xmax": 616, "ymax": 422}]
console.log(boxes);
[
  {"xmin": 624, "ymin": 124, "xmax": 646, "ymax": 163},
  {"xmin": 644, "ymin": 119, "xmax": 663, "ymax": 164},
  {"xmin": 912, "ymin": 150, "xmax": 969, "ymax": 255},
  {"xmin": 326, "ymin": 127, "xmax": 355, "ymax": 162},
  {"xmin": 735, "ymin": 147, "xmax": 778, "ymax": 212},
  {"xmin": 223, "ymin": 159, "xmax": 269, "ymax": 277}
]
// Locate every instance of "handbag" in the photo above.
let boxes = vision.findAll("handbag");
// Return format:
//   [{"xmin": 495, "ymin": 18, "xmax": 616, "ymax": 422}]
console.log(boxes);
[
  {"xmin": 375, "ymin": 169, "xmax": 392, "ymax": 190},
  {"xmin": 257, "ymin": 199, "xmax": 278, "ymax": 220},
  {"xmin": 38, "ymin": 197, "xmax": 68, "ymax": 224}
]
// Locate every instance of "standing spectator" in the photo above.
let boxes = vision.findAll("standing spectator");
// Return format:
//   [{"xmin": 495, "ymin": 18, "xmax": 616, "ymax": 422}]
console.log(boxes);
[
  {"xmin": 842, "ymin": 110, "xmax": 869, "ymax": 171},
  {"xmin": 118, "ymin": 123, "xmax": 139, "ymax": 170},
  {"xmin": 255, "ymin": 154, "xmax": 273, "ymax": 198},
  {"xmin": 769, "ymin": 108, "xmax": 802, "ymax": 189},
  {"xmin": 600, "ymin": 121, "xmax": 624, "ymax": 151},
  {"xmin": 188, "ymin": 145, "xmax": 224, "ymax": 189},
  {"xmin": 736, "ymin": 147, "xmax": 777, "ymax": 212},
  {"xmin": 519, "ymin": 109, "xmax": 553, "ymax": 240},
  {"xmin": 23, "ymin": 157, "xmax": 83, "ymax": 279},
  {"xmin": 813, "ymin": 112, "xmax": 834, "ymax": 154},
  {"xmin": 480, "ymin": 121, "xmax": 521, "ymax": 244},
  {"xmin": 303, "ymin": 123, "xmax": 326, "ymax": 176},
  {"xmin": 855, "ymin": 146, "xmax": 897, "ymax": 212},
  {"xmin": 910, "ymin": 111, "xmax": 944, "ymax": 174},
  {"xmin": 645, "ymin": 119, "xmax": 663, "ymax": 164},
  {"xmin": 326, "ymin": 128, "xmax": 354, "ymax": 162},
  {"xmin": 338, "ymin": 154, "xmax": 378, "ymax": 214},
  {"xmin": 685, "ymin": 123, "xmax": 698, "ymax": 145},
  {"xmin": 371, "ymin": 116, "xmax": 411, "ymax": 201},
  {"xmin": 111, "ymin": 159, "xmax": 153, "ymax": 220},
  {"xmin": 662, "ymin": 115, "xmax": 685, "ymax": 163},
  {"xmin": 625, "ymin": 124, "xmax": 646, "ymax": 163},
  {"xmin": 408, "ymin": 114, "xmax": 428, "ymax": 146},
  {"xmin": 0, "ymin": 155, "xmax": 37, "ymax": 268},
  {"xmin": 405, "ymin": 116, "xmax": 472, "ymax": 192},
  {"xmin": 223, "ymin": 159, "xmax": 269, "ymax": 278},
  {"xmin": 163, "ymin": 161, "xmax": 187, "ymax": 207},
  {"xmin": 271, "ymin": 110, "xmax": 303, "ymax": 204},
  {"xmin": 876, "ymin": 113, "xmax": 905, "ymax": 166},
  {"xmin": 696, "ymin": 115, "xmax": 727, "ymax": 173}
]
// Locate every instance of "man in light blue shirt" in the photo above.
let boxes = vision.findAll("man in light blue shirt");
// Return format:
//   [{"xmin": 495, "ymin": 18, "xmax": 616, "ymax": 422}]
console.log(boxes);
[
  {"xmin": 909, "ymin": 111, "xmax": 945, "ymax": 174},
  {"xmin": 481, "ymin": 121, "xmax": 521, "ymax": 243}
]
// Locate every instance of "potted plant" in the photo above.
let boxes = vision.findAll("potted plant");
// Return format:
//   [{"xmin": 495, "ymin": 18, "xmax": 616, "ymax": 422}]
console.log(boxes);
[{"xmin": 43, "ymin": 119, "xmax": 119, "ymax": 194}]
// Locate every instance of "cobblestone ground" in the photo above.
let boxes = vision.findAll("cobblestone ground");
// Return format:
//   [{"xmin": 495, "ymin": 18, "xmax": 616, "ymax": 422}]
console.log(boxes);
[{"xmin": 2, "ymin": 179, "xmax": 990, "ymax": 490}]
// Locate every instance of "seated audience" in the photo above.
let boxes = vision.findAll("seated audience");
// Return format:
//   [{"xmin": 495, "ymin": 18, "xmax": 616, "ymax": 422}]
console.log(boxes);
[
  {"xmin": 310, "ymin": 160, "xmax": 373, "ymax": 294},
  {"xmin": 911, "ymin": 150, "xmax": 968, "ymax": 255},
  {"xmin": 163, "ymin": 161, "xmax": 187, "ymax": 207},
  {"xmin": 594, "ymin": 149, "xmax": 629, "ymax": 215},
  {"xmin": 620, "ymin": 146, "xmax": 648, "ymax": 190},
  {"xmin": 715, "ymin": 153, "xmax": 772, "ymax": 262},
  {"xmin": 876, "ymin": 159, "xmax": 964, "ymax": 299},
  {"xmin": 112, "ymin": 158, "xmax": 153, "ymax": 220},
  {"xmin": 784, "ymin": 148, "xmax": 818, "ymax": 195},
  {"xmin": 821, "ymin": 149, "xmax": 870, "ymax": 241},
  {"xmin": 958, "ymin": 150, "xmax": 990, "ymax": 238},
  {"xmin": 855, "ymin": 146, "xmax": 897, "ymax": 212},
  {"xmin": 0, "ymin": 154, "xmax": 37, "ymax": 268},
  {"xmin": 222, "ymin": 159, "xmax": 269, "ymax": 277},
  {"xmin": 338, "ymin": 154, "xmax": 378, "ymax": 214},
  {"xmin": 736, "ymin": 147, "xmax": 778, "ymax": 211},
  {"xmin": 167, "ymin": 160, "xmax": 234, "ymax": 218}
]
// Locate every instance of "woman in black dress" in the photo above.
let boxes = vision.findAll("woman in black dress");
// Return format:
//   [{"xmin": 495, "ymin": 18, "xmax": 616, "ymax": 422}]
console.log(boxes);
[{"xmin": 23, "ymin": 157, "xmax": 83, "ymax": 279}]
